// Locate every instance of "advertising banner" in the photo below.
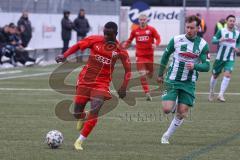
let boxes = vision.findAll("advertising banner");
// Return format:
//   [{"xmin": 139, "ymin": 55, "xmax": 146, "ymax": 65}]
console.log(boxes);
[
  {"xmin": 121, "ymin": 1, "xmax": 182, "ymax": 45},
  {"xmin": 0, "ymin": 13, "xmax": 119, "ymax": 49}
]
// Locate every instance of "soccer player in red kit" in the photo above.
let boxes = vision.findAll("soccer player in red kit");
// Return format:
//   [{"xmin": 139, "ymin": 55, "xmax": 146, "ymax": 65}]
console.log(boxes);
[
  {"xmin": 55, "ymin": 22, "xmax": 131, "ymax": 150},
  {"xmin": 124, "ymin": 14, "xmax": 161, "ymax": 101}
]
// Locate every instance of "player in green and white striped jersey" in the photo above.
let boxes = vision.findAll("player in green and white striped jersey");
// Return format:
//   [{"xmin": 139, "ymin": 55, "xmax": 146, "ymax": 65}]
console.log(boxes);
[
  {"xmin": 209, "ymin": 15, "xmax": 240, "ymax": 102},
  {"xmin": 157, "ymin": 15, "xmax": 210, "ymax": 144}
]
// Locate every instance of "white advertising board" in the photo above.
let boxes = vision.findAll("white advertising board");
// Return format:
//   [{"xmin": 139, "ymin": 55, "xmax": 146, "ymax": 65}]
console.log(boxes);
[
  {"xmin": 121, "ymin": 2, "xmax": 182, "ymax": 45},
  {"xmin": 0, "ymin": 13, "xmax": 119, "ymax": 49}
]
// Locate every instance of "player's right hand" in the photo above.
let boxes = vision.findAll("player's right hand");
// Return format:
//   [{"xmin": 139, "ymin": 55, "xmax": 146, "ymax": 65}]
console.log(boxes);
[
  {"xmin": 55, "ymin": 54, "xmax": 66, "ymax": 63},
  {"xmin": 157, "ymin": 76, "xmax": 164, "ymax": 84},
  {"xmin": 117, "ymin": 87, "xmax": 127, "ymax": 99}
]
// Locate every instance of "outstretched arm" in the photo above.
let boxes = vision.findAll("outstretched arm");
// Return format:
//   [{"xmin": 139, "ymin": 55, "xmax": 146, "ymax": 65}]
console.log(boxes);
[
  {"xmin": 56, "ymin": 43, "xmax": 80, "ymax": 63},
  {"xmin": 56, "ymin": 36, "xmax": 93, "ymax": 63}
]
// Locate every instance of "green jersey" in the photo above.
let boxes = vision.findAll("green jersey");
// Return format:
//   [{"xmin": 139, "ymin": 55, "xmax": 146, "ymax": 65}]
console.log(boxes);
[
  {"xmin": 159, "ymin": 34, "xmax": 210, "ymax": 83},
  {"xmin": 212, "ymin": 28, "xmax": 240, "ymax": 61}
]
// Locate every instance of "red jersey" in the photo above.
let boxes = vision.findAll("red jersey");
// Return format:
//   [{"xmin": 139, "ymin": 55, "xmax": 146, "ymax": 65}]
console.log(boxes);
[
  {"xmin": 63, "ymin": 35, "xmax": 131, "ymax": 88},
  {"xmin": 126, "ymin": 25, "xmax": 161, "ymax": 57}
]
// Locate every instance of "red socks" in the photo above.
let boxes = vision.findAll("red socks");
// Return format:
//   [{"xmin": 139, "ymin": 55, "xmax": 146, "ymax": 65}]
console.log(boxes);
[
  {"xmin": 81, "ymin": 114, "xmax": 98, "ymax": 137},
  {"xmin": 140, "ymin": 76, "xmax": 150, "ymax": 93}
]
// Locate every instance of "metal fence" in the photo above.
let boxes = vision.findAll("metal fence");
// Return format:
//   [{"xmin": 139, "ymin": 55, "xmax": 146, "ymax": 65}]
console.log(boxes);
[{"xmin": 0, "ymin": 0, "xmax": 120, "ymax": 15}]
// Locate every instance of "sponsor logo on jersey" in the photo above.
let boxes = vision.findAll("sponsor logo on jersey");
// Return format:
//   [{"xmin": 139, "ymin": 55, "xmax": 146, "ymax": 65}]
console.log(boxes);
[
  {"xmin": 179, "ymin": 52, "xmax": 199, "ymax": 59},
  {"xmin": 145, "ymin": 30, "xmax": 150, "ymax": 34},
  {"xmin": 95, "ymin": 54, "xmax": 111, "ymax": 65},
  {"xmin": 224, "ymin": 38, "xmax": 236, "ymax": 43},
  {"xmin": 179, "ymin": 38, "xmax": 184, "ymax": 42},
  {"xmin": 137, "ymin": 36, "xmax": 149, "ymax": 41},
  {"xmin": 95, "ymin": 45, "xmax": 101, "ymax": 51}
]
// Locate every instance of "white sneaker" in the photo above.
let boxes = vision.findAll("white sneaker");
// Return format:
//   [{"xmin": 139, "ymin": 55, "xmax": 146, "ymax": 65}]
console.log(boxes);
[
  {"xmin": 1, "ymin": 63, "xmax": 14, "ymax": 69},
  {"xmin": 161, "ymin": 132, "xmax": 169, "ymax": 144},
  {"xmin": 35, "ymin": 56, "xmax": 44, "ymax": 64},
  {"xmin": 25, "ymin": 61, "xmax": 35, "ymax": 66},
  {"xmin": 217, "ymin": 94, "xmax": 226, "ymax": 102},
  {"xmin": 208, "ymin": 92, "xmax": 215, "ymax": 102},
  {"xmin": 1, "ymin": 55, "xmax": 10, "ymax": 62},
  {"xmin": 16, "ymin": 62, "xmax": 24, "ymax": 67},
  {"xmin": 146, "ymin": 93, "xmax": 152, "ymax": 101}
]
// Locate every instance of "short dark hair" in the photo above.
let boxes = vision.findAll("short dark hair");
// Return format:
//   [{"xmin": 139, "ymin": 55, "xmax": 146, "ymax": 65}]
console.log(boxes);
[
  {"xmin": 226, "ymin": 15, "xmax": 235, "ymax": 21},
  {"xmin": 63, "ymin": 10, "xmax": 70, "ymax": 15},
  {"xmin": 185, "ymin": 15, "xmax": 201, "ymax": 26},
  {"xmin": 104, "ymin": 21, "xmax": 118, "ymax": 34},
  {"xmin": 8, "ymin": 23, "xmax": 16, "ymax": 28}
]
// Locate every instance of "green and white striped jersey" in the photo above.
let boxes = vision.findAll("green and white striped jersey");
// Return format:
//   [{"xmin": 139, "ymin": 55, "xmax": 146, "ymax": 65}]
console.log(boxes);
[
  {"xmin": 213, "ymin": 28, "xmax": 240, "ymax": 61},
  {"xmin": 159, "ymin": 34, "xmax": 210, "ymax": 83}
]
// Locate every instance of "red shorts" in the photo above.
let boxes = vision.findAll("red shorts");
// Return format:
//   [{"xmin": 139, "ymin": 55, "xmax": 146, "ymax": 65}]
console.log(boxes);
[{"xmin": 74, "ymin": 83, "xmax": 111, "ymax": 105}]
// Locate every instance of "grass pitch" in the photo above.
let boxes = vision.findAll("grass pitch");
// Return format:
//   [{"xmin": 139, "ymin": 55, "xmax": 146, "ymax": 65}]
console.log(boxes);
[{"xmin": 0, "ymin": 57, "xmax": 240, "ymax": 160}]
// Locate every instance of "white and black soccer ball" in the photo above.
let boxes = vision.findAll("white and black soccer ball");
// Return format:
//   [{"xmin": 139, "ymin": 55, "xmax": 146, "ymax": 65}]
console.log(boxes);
[{"xmin": 45, "ymin": 130, "xmax": 63, "ymax": 149}]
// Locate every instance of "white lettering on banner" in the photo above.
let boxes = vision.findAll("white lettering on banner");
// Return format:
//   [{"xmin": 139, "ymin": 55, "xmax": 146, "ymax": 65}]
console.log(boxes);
[
  {"xmin": 137, "ymin": 36, "xmax": 149, "ymax": 41},
  {"xmin": 123, "ymin": 6, "xmax": 182, "ymax": 45},
  {"xmin": 95, "ymin": 55, "xmax": 111, "ymax": 65}
]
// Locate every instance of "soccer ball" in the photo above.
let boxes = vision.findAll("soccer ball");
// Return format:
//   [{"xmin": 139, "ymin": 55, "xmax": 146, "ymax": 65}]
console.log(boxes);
[{"xmin": 45, "ymin": 130, "xmax": 64, "ymax": 149}]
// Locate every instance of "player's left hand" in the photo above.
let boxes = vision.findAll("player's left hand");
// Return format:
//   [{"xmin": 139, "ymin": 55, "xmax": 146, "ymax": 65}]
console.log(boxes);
[
  {"xmin": 117, "ymin": 87, "xmax": 126, "ymax": 99},
  {"xmin": 186, "ymin": 62, "xmax": 194, "ymax": 70},
  {"xmin": 152, "ymin": 44, "xmax": 157, "ymax": 48}
]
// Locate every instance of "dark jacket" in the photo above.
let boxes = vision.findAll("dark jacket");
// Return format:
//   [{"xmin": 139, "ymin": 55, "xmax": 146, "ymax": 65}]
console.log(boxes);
[
  {"xmin": 61, "ymin": 17, "xmax": 73, "ymax": 40},
  {"xmin": 0, "ymin": 27, "xmax": 11, "ymax": 48},
  {"xmin": 73, "ymin": 15, "xmax": 90, "ymax": 37},
  {"xmin": 17, "ymin": 16, "xmax": 32, "ymax": 40}
]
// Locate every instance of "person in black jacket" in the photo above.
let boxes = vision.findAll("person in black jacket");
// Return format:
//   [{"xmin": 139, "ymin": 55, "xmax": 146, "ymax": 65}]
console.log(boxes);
[
  {"xmin": 61, "ymin": 10, "xmax": 73, "ymax": 53},
  {"xmin": 17, "ymin": 11, "xmax": 32, "ymax": 47},
  {"xmin": 74, "ymin": 9, "xmax": 90, "ymax": 40},
  {"xmin": 73, "ymin": 9, "xmax": 90, "ymax": 62}
]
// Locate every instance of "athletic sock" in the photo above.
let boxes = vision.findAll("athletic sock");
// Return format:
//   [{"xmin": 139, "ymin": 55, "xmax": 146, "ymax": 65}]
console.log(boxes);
[
  {"xmin": 140, "ymin": 76, "xmax": 150, "ymax": 93},
  {"xmin": 165, "ymin": 116, "xmax": 183, "ymax": 138},
  {"xmin": 77, "ymin": 134, "xmax": 87, "ymax": 141},
  {"xmin": 209, "ymin": 75, "xmax": 217, "ymax": 93},
  {"xmin": 80, "ymin": 114, "xmax": 98, "ymax": 138},
  {"xmin": 219, "ymin": 76, "xmax": 230, "ymax": 95}
]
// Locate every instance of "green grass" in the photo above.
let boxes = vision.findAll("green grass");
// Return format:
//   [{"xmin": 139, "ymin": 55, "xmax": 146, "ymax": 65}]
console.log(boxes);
[{"xmin": 0, "ymin": 57, "xmax": 240, "ymax": 160}]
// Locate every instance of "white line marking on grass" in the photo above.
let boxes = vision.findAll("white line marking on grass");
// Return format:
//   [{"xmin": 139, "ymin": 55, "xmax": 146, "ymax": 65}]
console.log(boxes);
[
  {"xmin": 0, "ymin": 70, "xmax": 22, "ymax": 75},
  {"xmin": 0, "ymin": 87, "xmax": 240, "ymax": 96},
  {"xmin": 0, "ymin": 72, "xmax": 51, "ymax": 80},
  {"xmin": 0, "ymin": 88, "xmax": 52, "ymax": 91}
]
